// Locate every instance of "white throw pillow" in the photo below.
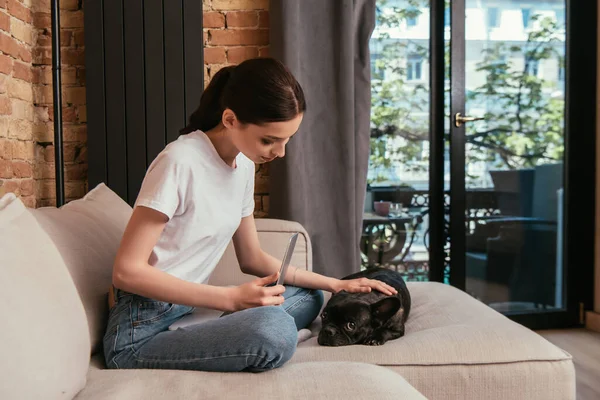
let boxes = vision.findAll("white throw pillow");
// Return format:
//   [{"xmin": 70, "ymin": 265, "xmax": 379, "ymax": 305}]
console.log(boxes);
[
  {"xmin": 0, "ymin": 193, "xmax": 90, "ymax": 400},
  {"xmin": 30, "ymin": 183, "xmax": 133, "ymax": 355}
]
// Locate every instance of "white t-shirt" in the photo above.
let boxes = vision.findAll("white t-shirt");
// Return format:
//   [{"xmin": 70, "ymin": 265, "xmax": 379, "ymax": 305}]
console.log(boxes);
[{"xmin": 134, "ymin": 130, "xmax": 255, "ymax": 284}]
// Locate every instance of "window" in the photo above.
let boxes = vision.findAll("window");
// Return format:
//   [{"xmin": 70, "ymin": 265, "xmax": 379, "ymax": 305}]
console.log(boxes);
[
  {"xmin": 526, "ymin": 58, "xmax": 540, "ymax": 77},
  {"xmin": 407, "ymin": 7, "xmax": 418, "ymax": 27},
  {"xmin": 371, "ymin": 53, "xmax": 385, "ymax": 80},
  {"xmin": 488, "ymin": 8, "xmax": 500, "ymax": 28},
  {"xmin": 407, "ymin": 54, "xmax": 423, "ymax": 81},
  {"xmin": 555, "ymin": 9, "xmax": 565, "ymax": 26},
  {"xmin": 444, "ymin": 7, "xmax": 450, "ymax": 27},
  {"xmin": 522, "ymin": 8, "xmax": 531, "ymax": 29},
  {"xmin": 558, "ymin": 59, "xmax": 565, "ymax": 82}
]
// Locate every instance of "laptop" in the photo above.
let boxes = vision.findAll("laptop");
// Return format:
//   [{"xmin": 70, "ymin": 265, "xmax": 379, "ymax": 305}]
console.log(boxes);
[{"xmin": 168, "ymin": 232, "xmax": 299, "ymax": 331}]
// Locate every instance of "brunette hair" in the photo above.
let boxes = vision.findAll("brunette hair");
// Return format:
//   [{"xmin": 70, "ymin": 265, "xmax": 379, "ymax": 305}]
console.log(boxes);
[{"xmin": 181, "ymin": 57, "xmax": 306, "ymax": 134}]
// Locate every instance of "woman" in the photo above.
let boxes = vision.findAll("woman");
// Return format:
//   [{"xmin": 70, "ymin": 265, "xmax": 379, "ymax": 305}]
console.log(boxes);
[{"xmin": 103, "ymin": 57, "xmax": 397, "ymax": 372}]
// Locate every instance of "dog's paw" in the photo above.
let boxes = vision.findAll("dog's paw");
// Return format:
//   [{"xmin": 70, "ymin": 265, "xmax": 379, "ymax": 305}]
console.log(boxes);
[{"xmin": 364, "ymin": 338, "xmax": 385, "ymax": 346}]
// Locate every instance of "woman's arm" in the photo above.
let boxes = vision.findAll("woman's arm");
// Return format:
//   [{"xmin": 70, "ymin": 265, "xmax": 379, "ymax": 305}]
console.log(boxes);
[
  {"xmin": 232, "ymin": 216, "xmax": 396, "ymax": 295},
  {"xmin": 113, "ymin": 206, "xmax": 236, "ymax": 311}
]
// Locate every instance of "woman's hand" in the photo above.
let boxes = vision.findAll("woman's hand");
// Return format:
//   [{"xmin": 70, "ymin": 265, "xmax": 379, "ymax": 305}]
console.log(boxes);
[
  {"xmin": 332, "ymin": 277, "xmax": 398, "ymax": 296},
  {"xmin": 228, "ymin": 272, "xmax": 286, "ymax": 312}
]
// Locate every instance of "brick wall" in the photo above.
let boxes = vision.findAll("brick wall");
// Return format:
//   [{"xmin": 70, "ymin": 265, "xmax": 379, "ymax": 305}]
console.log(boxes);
[
  {"xmin": 204, "ymin": 0, "xmax": 270, "ymax": 217},
  {"xmin": 0, "ymin": 0, "xmax": 38, "ymax": 207},
  {"xmin": 0, "ymin": 0, "xmax": 86, "ymax": 208},
  {"xmin": 1, "ymin": 0, "xmax": 271, "ymax": 217}
]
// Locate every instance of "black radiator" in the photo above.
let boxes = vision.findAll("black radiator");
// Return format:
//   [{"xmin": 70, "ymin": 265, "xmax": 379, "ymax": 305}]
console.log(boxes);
[{"xmin": 84, "ymin": 0, "xmax": 204, "ymax": 206}]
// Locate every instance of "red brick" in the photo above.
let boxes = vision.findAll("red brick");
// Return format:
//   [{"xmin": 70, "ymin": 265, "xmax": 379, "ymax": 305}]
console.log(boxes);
[
  {"xmin": 0, "ymin": 159, "xmax": 11, "ymax": 177},
  {"xmin": 212, "ymin": 0, "xmax": 269, "ymax": 11},
  {"xmin": 2, "ymin": 179, "xmax": 18, "ymax": 193},
  {"xmin": 73, "ymin": 29, "xmax": 84, "ymax": 46},
  {"xmin": 203, "ymin": 12, "xmax": 225, "ymax": 28},
  {"xmin": 226, "ymin": 11, "xmax": 258, "ymax": 28},
  {"xmin": 7, "ymin": 0, "xmax": 31, "ymax": 23},
  {"xmin": 21, "ymin": 195, "xmax": 35, "ymax": 208},
  {"xmin": 36, "ymin": 33, "xmax": 50, "ymax": 46},
  {"xmin": 60, "ymin": 11, "xmax": 83, "ymax": 28},
  {"xmin": 11, "ymin": 160, "xmax": 31, "ymax": 178},
  {"xmin": 61, "ymin": 48, "xmax": 85, "ymax": 65},
  {"xmin": 0, "ymin": 95, "xmax": 11, "ymax": 114},
  {"xmin": 65, "ymin": 163, "xmax": 86, "ymax": 180},
  {"xmin": 11, "ymin": 140, "xmax": 34, "ymax": 160},
  {"xmin": 77, "ymin": 144, "xmax": 86, "ymax": 161},
  {"xmin": 63, "ymin": 142, "xmax": 78, "ymax": 162},
  {"xmin": 65, "ymin": 180, "xmax": 85, "ymax": 198},
  {"xmin": 0, "ymin": 33, "xmax": 31, "ymax": 62},
  {"xmin": 258, "ymin": 11, "xmax": 269, "ymax": 28},
  {"xmin": 65, "ymin": 87, "xmax": 85, "ymax": 104},
  {"xmin": 49, "ymin": 105, "xmax": 76, "ymax": 122},
  {"xmin": 0, "ymin": 32, "xmax": 19, "ymax": 58},
  {"xmin": 0, "ymin": 53, "xmax": 11, "ymax": 74},
  {"xmin": 18, "ymin": 42, "xmax": 31, "ymax": 62},
  {"xmin": 76, "ymin": 68, "xmax": 84, "ymax": 84},
  {"xmin": 43, "ymin": 145, "xmax": 54, "ymax": 162},
  {"xmin": 33, "ymin": 12, "xmax": 50, "ymax": 29},
  {"xmin": 204, "ymin": 47, "xmax": 226, "ymax": 64},
  {"xmin": 227, "ymin": 46, "xmax": 258, "ymax": 63},
  {"xmin": 20, "ymin": 178, "xmax": 33, "ymax": 195},
  {"xmin": 34, "ymin": 162, "xmax": 54, "ymax": 179},
  {"xmin": 37, "ymin": 30, "xmax": 72, "ymax": 47},
  {"xmin": 62, "ymin": 124, "xmax": 86, "ymax": 142},
  {"xmin": 59, "ymin": 0, "xmax": 80, "ymax": 11},
  {"xmin": 61, "ymin": 30, "xmax": 72, "ymax": 46},
  {"xmin": 0, "ymin": 138, "xmax": 11, "ymax": 159},
  {"xmin": 77, "ymin": 105, "xmax": 86, "ymax": 123},
  {"xmin": 258, "ymin": 47, "xmax": 269, "ymax": 57},
  {"xmin": 12, "ymin": 61, "xmax": 32, "ymax": 82},
  {"xmin": 0, "ymin": 0, "xmax": 6, "ymax": 9},
  {"xmin": 33, "ymin": 47, "xmax": 52, "ymax": 65},
  {"xmin": 37, "ymin": 179, "xmax": 55, "ymax": 199},
  {"xmin": 0, "ymin": 10, "xmax": 9, "ymax": 31},
  {"xmin": 255, "ymin": 174, "xmax": 268, "ymax": 194},
  {"xmin": 209, "ymin": 29, "xmax": 268, "ymax": 46}
]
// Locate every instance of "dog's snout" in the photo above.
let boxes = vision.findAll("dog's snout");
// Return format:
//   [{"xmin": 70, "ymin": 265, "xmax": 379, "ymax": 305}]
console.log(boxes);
[{"xmin": 322, "ymin": 326, "xmax": 336, "ymax": 336}]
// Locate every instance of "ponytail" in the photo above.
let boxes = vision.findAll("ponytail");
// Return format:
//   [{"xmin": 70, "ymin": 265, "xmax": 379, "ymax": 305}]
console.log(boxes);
[
  {"xmin": 180, "ymin": 58, "xmax": 306, "ymax": 136},
  {"xmin": 180, "ymin": 65, "xmax": 235, "ymax": 135}
]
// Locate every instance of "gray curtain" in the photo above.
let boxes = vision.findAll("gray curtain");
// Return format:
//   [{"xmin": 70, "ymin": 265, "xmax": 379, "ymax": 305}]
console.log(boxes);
[{"xmin": 269, "ymin": 0, "xmax": 376, "ymax": 278}]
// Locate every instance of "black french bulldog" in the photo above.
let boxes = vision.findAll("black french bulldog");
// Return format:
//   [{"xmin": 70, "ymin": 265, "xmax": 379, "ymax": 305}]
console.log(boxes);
[{"xmin": 318, "ymin": 267, "xmax": 411, "ymax": 347}]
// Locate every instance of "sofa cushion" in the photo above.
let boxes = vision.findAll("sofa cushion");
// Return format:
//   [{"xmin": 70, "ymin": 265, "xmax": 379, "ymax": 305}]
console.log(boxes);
[
  {"xmin": 30, "ymin": 183, "xmax": 133, "ymax": 355},
  {"xmin": 77, "ymin": 361, "xmax": 426, "ymax": 400},
  {"xmin": 0, "ymin": 193, "xmax": 90, "ymax": 399},
  {"xmin": 298, "ymin": 282, "xmax": 575, "ymax": 400}
]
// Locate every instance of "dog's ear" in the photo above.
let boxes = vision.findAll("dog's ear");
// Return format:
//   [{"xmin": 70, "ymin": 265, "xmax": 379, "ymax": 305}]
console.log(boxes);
[{"xmin": 370, "ymin": 297, "xmax": 401, "ymax": 325}]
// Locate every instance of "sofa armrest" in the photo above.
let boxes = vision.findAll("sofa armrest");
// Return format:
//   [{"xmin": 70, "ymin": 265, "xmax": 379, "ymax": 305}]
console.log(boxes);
[{"xmin": 208, "ymin": 218, "xmax": 312, "ymax": 287}]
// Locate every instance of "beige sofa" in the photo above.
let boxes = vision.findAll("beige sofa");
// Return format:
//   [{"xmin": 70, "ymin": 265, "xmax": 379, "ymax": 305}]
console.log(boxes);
[{"xmin": 0, "ymin": 184, "xmax": 576, "ymax": 400}]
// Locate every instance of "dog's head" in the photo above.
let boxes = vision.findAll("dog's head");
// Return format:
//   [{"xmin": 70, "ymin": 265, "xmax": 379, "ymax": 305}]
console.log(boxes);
[{"xmin": 317, "ymin": 292, "xmax": 402, "ymax": 346}]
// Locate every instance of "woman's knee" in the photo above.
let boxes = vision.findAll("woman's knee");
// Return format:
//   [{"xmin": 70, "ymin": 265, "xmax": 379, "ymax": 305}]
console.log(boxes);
[{"xmin": 246, "ymin": 306, "xmax": 298, "ymax": 370}]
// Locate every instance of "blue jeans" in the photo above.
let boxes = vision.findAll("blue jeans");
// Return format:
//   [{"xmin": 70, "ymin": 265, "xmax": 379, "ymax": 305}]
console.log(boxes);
[{"xmin": 103, "ymin": 285, "xmax": 324, "ymax": 372}]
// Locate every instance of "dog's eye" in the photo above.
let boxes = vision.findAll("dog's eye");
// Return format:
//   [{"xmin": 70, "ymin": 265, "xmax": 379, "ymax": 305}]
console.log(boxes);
[
  {"xmin": 345, "ymin": 322, "xmax": 356, "ymax": 331},
  {"xmin": 321, "ymin": 312, "xmax": 327, "ymax": 320}
]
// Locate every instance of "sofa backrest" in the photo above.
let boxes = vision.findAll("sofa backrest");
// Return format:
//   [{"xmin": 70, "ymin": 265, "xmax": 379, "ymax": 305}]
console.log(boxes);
[
  {"xmin": 0, "ymin": 193, "xmax": 90, "ymax": 399},
  {"xmin": 29, "ymin": 183, "xmax": 313, "ymax": 356}
]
